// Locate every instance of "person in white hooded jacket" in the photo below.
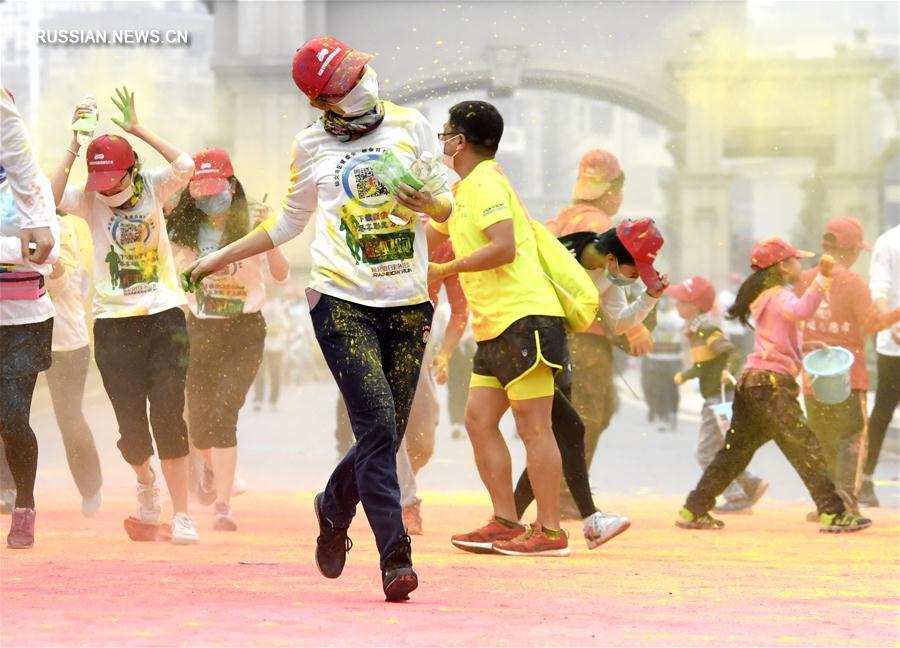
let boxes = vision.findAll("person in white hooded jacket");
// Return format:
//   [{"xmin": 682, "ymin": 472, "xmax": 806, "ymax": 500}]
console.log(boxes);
[{"xmin": 0, "ymin": 87, "xmax": 60, "ymax": 549}]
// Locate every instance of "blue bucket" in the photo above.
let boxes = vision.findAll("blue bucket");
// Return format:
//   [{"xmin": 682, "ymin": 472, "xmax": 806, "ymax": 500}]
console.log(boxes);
[
  {"xmin": 802, "ymin": 346, "xmax": 854, "ymax": 404},
  {"xmin": 709, "ymin": 383, "xmax": 735, "ymax": 434}
]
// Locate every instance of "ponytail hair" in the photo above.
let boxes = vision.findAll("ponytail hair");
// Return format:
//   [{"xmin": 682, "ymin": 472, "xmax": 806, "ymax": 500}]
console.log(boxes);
[
  {"xmin": 167, "ymin": 177, "xmax": 250, "ymax": 250},
  {"xmin": 726, "ymin": 266, "xmax": 784, "ymax": 328}
]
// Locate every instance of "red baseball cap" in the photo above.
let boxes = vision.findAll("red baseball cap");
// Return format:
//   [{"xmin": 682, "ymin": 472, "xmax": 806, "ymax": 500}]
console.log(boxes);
[
  {"xmin": 189, "ymin": 148, "xmax": 234, "ymax": 198},
  {"xmin": 85, "ymin": 135, "xmax": 135, "ymax": 192},
  {"xmin": 573, "ymin": 149, "xmax": 622, "ymax": 201},
  {"xmin": 292, "ymin": 36, "xmax": 374, "ymax": 101},
  {"xmin": 668, "ymin": 276, "xmax": 716, "ymax": 312},
  {"xmin": 616, "ymin": 218, "xmax": 664, "ymax": 290},
  {"xmin": 750, "ymin": 237, "xmax": 814, "ymax": 271},
  {"xmin": 823, "ymin": 216, "xmax": 872, "ymax": 251}
]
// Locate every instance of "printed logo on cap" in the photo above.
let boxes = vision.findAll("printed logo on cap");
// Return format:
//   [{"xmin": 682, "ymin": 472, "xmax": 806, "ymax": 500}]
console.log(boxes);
[
  {"xmin": 316, "ymin": 48, "xmax": 329, "ymax": 62},
  {"xmin": 318, "ymin": 47, "xmax": 342, "ymax": 77},
  {"xmin": 200, "ymin": 162, "xmax": 212, "ymax": 170},
  {"xmin": 94, "ymin": 153, "xmax": 105, "ymax": 160}
]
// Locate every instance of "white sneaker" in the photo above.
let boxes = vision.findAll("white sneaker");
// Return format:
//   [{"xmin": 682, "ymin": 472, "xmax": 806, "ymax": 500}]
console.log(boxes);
[
  {"xmin": 82, "ymin": 490, "xmax": 102, "ymax": 518},
  {"xmin": 171, "ymin": 512, "xmax": 199, "ymax": 545},
  {"xmin": 137, "ymin": 469, "xmax": 161, "ymax": 524},
  {"xmin": 232, "ymin": 475, "xmax": 248, "ymax": 497},
  {"xmin": 583, "ymin": 511, "xmax": 631, "ymax": 550}
]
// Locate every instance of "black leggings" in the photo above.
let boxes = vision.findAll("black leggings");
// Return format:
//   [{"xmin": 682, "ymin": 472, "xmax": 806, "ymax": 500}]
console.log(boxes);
[
  {"xmin": 0, "ymin": 318, "xmax": 52, "ymax": 510},
  {"xmin": 864, "ymin": 353, "xmax": 900, "ymax": 476},
  {"xmin": 0, "ymin": 373, "xmax": 39, "ymax": 509},
  {"xmin": 514, "ymin": 384, "xmax": 596, "ymax": 520}
]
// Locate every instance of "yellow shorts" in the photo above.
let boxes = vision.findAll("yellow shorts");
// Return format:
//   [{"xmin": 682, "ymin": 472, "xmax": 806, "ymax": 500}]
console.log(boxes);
[{"xmin": 470, "ymin": 362, "xmax": 555, "ymax": 400}]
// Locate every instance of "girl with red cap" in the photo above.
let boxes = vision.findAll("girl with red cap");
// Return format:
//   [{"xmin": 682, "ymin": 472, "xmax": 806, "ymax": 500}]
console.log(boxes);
[
  {"xmin": 677, "ymin": 237, "xmax": 872, "ymax": 533},
  {"xmin": 186, "ymin": 37, "xmax": 453, "ymax": 601},
  {"xmin": 51, "ymin": 87, "xmax": 199, "ymax": 545},
  {"xmin": 169, "ymin": 148, "xmax": 290, "ymax": 532},
  {"xmin": 514, "ymin": 218, "xmax": 669, "ymax": 550}
]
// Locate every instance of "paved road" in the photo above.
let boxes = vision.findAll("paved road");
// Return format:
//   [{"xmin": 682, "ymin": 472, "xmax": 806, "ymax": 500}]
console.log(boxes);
[{"xmin": 24, "ymin": 361, "xmax": 899, "ymax": 512}]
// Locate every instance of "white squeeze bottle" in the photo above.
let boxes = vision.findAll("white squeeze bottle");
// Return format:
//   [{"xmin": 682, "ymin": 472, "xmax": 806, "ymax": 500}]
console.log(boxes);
[{"xmin": 72, "ymin": 95, "xmax": 98, "ymax": 146}]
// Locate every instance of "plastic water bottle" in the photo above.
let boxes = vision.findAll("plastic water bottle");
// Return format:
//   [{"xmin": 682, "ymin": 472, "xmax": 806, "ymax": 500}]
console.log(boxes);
[
  {"xmin": 410, "ymin": 151, "xmax": 436, "ymax": 187},
  {"xmin": 72, "ymin": 95, "xmax": 98, "ymax": 146}
]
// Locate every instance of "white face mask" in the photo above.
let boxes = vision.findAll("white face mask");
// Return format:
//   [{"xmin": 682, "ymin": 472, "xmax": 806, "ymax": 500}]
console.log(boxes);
[
  {"xmin": 98, "ymin": 184, "xmax": 134, "ymax": 207},
  {"xmin": 333, "ymin": 66, "xmax": 379, "ymax": 117},
  {"xmin": 442, "ymin": 134, "xmax": 462, "ymax": 172}
]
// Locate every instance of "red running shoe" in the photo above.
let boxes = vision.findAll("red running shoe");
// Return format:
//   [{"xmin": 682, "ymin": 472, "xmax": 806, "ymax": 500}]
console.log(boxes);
[
  {"xmin": 7, "ymin": 508, "xmax": 35, "ymax": 549},
  {"xmin": 492, "ymin": 523, "xmax": 570, "ymax": 557},
  {"xmin": 450, "ymin": 517, "xmax": 525, "ymax": 554}
]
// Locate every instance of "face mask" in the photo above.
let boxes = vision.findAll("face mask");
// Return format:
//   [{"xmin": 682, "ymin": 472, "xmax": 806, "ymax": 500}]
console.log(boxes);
[
  {"xmin": 196, "ymin": 190, "xmax": 233, "ymax": 216},
  {"xmin": 607, "ymin": 257, "xmax": 637, "ymax": 287},
  {"xmin": 333, "ymin": 66, "xmax": 379, "ymax": 117},
  {"xmin": 98, "ymin": 184, "xmax": 134, "ymax": 207},
  {"xmin": 442, "ymin": 134, "xmax": 462, "ymax": 171}
]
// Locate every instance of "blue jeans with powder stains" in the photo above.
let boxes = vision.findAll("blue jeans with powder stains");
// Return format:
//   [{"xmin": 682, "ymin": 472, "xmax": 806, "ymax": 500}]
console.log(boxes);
[{"xmin": 310, "ymin": 292, "xmax": 433, "ymax": 569}]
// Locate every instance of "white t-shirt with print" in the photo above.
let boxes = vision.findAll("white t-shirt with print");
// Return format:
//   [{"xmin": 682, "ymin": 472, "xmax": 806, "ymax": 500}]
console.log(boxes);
[
  {"xmin": 264, "ymin": 101, "xmax": 453, "ymax": 308},
  {"xmin": 176, "ymin": 218, "xmax": 276, "ymax": 319},
  {"xmin": 46, "ymin": 216, "xmax": 91, "ymax": 351},
  {"xmin": 58, "ymin": 153, "xmax": 193, "ymax": 319}
]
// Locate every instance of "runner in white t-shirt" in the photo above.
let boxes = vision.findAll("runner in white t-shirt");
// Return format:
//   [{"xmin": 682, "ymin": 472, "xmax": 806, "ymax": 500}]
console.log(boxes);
[
  {"xmin": 50, "ymin": 87, "xmax": 199, "ymax": 545},
  {"xmin": 185, "ymin": 37, "xmax": 453, "ymax": 602},
  {"xmin": 44, "ymin": 214, "xmax": 103, "ymax": 517},
  {"xmin": 0, "ymin": 87, "xmax": 60, "ymax": 549},
  {"xmin": 169, "ymin": 147, "xmax": 289, "ymax": 532}
]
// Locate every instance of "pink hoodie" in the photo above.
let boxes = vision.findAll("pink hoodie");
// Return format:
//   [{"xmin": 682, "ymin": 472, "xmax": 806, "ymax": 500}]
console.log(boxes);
[{"xmin": 744, "ymin": 276, "xmax": 829, "ymax": 378}]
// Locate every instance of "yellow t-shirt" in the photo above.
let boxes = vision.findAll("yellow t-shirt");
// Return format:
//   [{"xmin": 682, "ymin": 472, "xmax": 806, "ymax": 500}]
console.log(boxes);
[{"xmin": 431, "ymin": 159, "xmax": 563, "ymax": 341}]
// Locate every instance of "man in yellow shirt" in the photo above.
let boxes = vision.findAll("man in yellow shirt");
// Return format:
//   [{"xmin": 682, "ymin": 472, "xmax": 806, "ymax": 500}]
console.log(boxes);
[{"xmin": 428, "ymin": 101, "xmax": 570, "ymax": 556}]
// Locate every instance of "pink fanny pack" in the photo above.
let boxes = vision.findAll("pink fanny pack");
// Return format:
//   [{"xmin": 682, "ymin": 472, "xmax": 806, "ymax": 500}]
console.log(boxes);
[{"xmin": 0, "ymin": 271, "xmax": 46, "ymax": 300}]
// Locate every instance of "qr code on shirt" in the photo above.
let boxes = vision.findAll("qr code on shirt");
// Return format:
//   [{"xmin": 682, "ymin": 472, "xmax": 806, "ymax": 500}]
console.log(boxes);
[{"xmin": 353, "ymin": 166, "xmax": 389, "ymax": 200}]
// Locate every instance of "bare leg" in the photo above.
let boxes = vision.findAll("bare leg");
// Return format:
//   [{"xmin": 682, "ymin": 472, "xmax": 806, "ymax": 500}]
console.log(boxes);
[
  {"xmin": 464, "ymin": 386, "xmax": 517, "ymax": 521},
  {"xmin": 198, "ymin": 446, "xmax": 237, "ymax": 506},
  {"xmin": 160, "ymin": 456, "xmax": 190, "ymax": 515},
  {"xmin": 510, "ymin": 394, "xmax": 561, "ymax": 530}
]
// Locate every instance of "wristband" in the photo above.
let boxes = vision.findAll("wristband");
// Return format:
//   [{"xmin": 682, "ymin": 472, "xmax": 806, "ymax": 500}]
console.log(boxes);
[{"xmin": 66, "ymin": 147, "xmax": 80, "ymax": 157}]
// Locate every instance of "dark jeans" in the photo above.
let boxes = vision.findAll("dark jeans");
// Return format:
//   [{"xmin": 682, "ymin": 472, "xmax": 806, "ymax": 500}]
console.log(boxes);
[
  {"xmin": 93, "ymin": 308, "xmax": 189, "ymax": 465},
  {"xmin": 187, "ymin": 313, "xmax": 266, "ymax": 449},
  {"xmin": 311, "ymin": 293, "xmax": 433, "ymax": 569},
  {"xmin": 254, "ymin": 350, "xmax": 283, "ymax": 405},
  {"xmin": 45, "ymin": 346, "xmax": 102, "ymax": 497},
  {"xmin": 806, "ymin": 389, "xmax": 866, "ymax": 499},
  {"xmin": 514, "ymin": 383, "xmax": 596, "ymax": 519},
  {"xmin": 686, "ymin": 371, "xmax": 844, "ymax": 517},
  {"xmin": 864, "ymin": 353, "xmax": 900, "ymax": 476},
  {"xmin": 0, "ymin": 317, "xmax": 53, "ymax": 509}
]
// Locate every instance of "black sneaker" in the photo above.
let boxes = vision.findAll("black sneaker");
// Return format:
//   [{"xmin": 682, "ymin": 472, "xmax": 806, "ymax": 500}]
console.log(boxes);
[
  {"xmin": 819, "ymin": 511, "xmax": 872, "ymax": 533},
  {"xmin": 314, "ymin": 492, "xmax": 352, "ymax": 579},
  {"xmin": 382, "ymin": 535, "xmax": 418, "ymax": 602},
  {"xmin": 675, "ymin": 507, "xmax": 725, "ymax": 530},
  {"xmin": 858, "ymin": 479, "xmax": 879, "ymax": 508}
]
